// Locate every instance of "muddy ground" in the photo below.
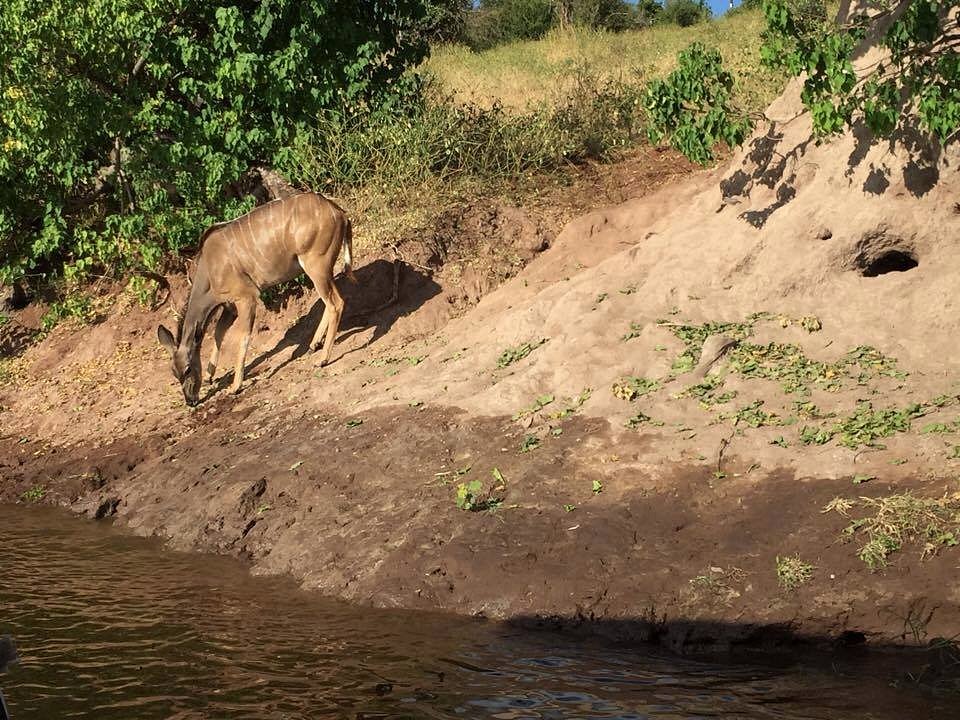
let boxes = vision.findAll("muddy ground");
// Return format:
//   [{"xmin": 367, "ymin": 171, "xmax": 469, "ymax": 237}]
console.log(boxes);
[
  {"xmin": 3, "ymin": 400, "xmax": 959, "ymax": 657},
  {"xmin": 2, "ymin": 124, "xmax": 960, "ymax": 667}
]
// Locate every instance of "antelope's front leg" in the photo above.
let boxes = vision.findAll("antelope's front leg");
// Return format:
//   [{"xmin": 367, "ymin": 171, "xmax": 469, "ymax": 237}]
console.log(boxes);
[
  {"xmin": 207, "ymin": 305, "xmax": 237, "ymax": 383},
  {"xmin": 230, "ymin": 299, "xmax": 256, "ymax": 394}
]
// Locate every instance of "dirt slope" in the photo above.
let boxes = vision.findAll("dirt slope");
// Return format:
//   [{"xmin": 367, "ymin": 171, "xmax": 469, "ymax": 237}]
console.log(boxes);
[{"xmin": 2, "ymin": 81, "xmax": 960, "ymax": 654}]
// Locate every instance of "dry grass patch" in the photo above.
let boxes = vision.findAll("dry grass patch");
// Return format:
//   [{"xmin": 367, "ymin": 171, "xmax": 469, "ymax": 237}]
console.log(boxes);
[
  {"xmin": 843, "ymin": 493, "xmax": 960, "ymax": 570},
  {"xmin": 426, "ymin": 10, "xmax": 783, "ymax": 114},
  {"xmin": 776, "ymin": 554, "xmax": 814, "ymax": 590}
]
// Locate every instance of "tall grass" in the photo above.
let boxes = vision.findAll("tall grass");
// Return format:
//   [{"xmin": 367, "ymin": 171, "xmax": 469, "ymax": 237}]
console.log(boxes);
[
  {"xmin": 277, "ymin": 70, "xmax": 647, "ymax": 253},
  {"xmin": 427, "ymin": 8, "xmax": 782, "ymax": 115},
  {"xmin": 282, "ymin": 71, "xmax": 646, "ymax": 196},
  {"xmin": 277, "ymin": 10, "xmax": 788, "ymax": 255}
]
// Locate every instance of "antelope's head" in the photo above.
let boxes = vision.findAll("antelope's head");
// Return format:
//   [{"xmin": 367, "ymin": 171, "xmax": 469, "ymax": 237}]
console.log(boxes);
[{"xmin": 158, "ymin": 324, "xmax": 202, "ymax": 407}]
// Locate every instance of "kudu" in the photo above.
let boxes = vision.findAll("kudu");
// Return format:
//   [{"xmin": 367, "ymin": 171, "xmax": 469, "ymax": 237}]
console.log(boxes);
[{"xmin": 158, "ymin": 192, "xmax": 356, "ymax": 406}]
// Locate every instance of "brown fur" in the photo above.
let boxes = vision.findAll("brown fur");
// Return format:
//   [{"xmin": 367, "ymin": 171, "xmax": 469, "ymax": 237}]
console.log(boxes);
[{"xmin": 158, "ymin": 192, "xmax": 355, "ymax": 406}]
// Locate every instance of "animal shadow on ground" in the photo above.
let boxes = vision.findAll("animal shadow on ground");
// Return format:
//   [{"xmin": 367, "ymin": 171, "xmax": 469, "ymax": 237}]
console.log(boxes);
[
  {"xmin": 0, "ymin": 319, "xmax": 38, "ymax": 358},
  {"xmin": 243, "ymin": 259, "xmax": 441, "ymax": 381}
]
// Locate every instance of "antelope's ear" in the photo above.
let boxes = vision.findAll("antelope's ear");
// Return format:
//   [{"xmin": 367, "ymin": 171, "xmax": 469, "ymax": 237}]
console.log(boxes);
[{"xmin": 157, "ymin": 325, "xmax": 177, "ymax": 353}]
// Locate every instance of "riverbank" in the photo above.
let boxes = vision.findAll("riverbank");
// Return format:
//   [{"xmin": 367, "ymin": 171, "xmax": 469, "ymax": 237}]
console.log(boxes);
[
  {"xmin": 3, "ymin": 78, "xmax": 960, "ymax": 657},
  {"xmin": 4, "ymin": 398, "xmax": 960, "ymax": 657}
]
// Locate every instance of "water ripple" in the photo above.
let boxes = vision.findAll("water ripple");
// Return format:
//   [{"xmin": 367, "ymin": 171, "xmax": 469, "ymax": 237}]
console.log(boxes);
[{"xmin": 0, "ymin": 505, "xmax": 938, "ymax": 719}]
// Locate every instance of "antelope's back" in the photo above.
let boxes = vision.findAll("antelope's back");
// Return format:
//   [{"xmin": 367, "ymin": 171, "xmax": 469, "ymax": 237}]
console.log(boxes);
[{"xmin": 203, "ymin": 193, "xmax": 342, "ymax": 290}]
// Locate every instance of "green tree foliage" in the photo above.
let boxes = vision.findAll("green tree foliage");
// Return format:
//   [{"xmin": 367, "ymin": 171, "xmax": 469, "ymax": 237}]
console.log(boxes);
[
  {"xmin": 644, "ymin": 43, "xmax": 752, "ymax": 164},
  {"xmin": 634, "ymin": 0, "xmax": 665, "ymax": 25},
  {"xmin": 646, "ymin": 1, "xmax": 956, "ymax": 165},
  {"xmin": 0, "ymin": 0, "xmax": 431, "ymax": 285},
  {"xmin": 659, "ymin": 0, "xmax": 711, "ymax": 27},
  {"xmin": 420, "ymin": 0, "xmax": 472, "ymax": 42},
  {"xmin": 464, "ymin": 1, "xmax": 644, "ymax": 49},
  {"xmin": 479, "ymin": 0, "xmax": 556, "ymax": 45},
  {"xmin": 557, "ymin": 0, "xmax": 642, "ymax": 30},
  {"xmin": 761, "ymin": 0, "xmax": 960, "ymax": 141}
]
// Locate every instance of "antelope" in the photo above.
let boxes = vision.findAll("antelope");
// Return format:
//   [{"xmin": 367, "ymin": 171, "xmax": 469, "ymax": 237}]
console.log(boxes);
[{"xmin": 158, "ymin": 192, "xmax": 356, "ymax": 406}]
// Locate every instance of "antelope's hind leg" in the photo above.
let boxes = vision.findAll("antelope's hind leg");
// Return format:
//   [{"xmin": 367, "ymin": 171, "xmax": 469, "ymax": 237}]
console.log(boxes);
[
  {"xmin": 207, "ymin": 305, "xmax": 237, "ymax": 383},
  {"xmin": 300, "ymin": 255, "xmax": 344, "ymax": 367},
  {"xmin": 230, "ymin": 295, "xmax": 257, "ymax": 394}
]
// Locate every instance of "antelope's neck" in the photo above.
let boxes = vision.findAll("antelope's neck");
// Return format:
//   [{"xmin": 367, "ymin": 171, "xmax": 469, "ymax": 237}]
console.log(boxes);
[{"xmin": 180, "ymin": 260, "xmax": 218, "ymax": 351}]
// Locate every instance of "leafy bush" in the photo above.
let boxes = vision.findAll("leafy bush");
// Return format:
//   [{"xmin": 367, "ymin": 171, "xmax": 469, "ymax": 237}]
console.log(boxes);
[
  {"xmin": 0, "ymin": 1, "xmax": 432, "ymax": 286},
  {"xmin": 40, "ymin": 294, "xmax": 95, "ymax": 332},
  {"xmin": 282, "ymin": 70, "xmax": 647, "ymax": 193},
  {"xmin": 558, "ymin": 0, "xmax": 642, "ymax": 31},
  {"xmin": 495, "ymin": 0, "xmax": 556, "ymax": 37},
  {"xmin": 466, "ymin": 0, "xmax": 556, "ymax": 49},
  {"xmin": 644, "ymin": 43, "xmax": 752, "ymax": 164},
  {"xmin": 632, "ymin": 0, "xmax": 664, "ymax": 27},
  {"xmin": 465, "ymin": 0, "xmax": 652, "ymax": 47},
  {"xmin": 659, "ymin": 0, "xmax": 711, "ymax": 27},
  {"xmin": 463, "ymin": 8, "xmax": 506, "ymax": 50},
  {"xmin": 420, "ymin": 0, "xmax": 472, "ymax": 42}
]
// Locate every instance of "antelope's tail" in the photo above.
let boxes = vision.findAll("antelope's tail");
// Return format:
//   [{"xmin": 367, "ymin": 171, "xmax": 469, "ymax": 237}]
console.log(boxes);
[{"xmin": 342, "ymin": 216, "xmax": 358, "ymax": 284}]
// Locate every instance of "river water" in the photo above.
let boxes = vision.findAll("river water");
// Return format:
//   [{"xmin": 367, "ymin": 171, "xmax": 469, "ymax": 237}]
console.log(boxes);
[{"xmin": 0, "ymin": 504, "xmax": 948, "ymax": 719}]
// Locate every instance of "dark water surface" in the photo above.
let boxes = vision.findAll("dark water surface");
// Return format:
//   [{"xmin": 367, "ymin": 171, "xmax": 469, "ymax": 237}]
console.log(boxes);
[{"xmin": 0, "ymin": 504, "xmax": 946, "ymax": 719}]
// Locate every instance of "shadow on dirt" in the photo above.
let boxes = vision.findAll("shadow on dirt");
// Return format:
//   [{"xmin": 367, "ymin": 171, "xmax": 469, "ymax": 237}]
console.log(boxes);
[
  {"xmin": 717, "ymin": 124, "xmax": 811, "ymax": 229},
  {"xmin": 847, "ymin": 120, "xmax": 944, "ymax": 198},
  {"xmin": 719, "ymin": 116, "xmax": 947, "ymax": 229},
  {"xmin": 246, "ymin": 259, "xmax": 441, "ymax": 378},
  {"xmin": 0, "ymin": 321, "xmax": 38, "ymax": 358}
]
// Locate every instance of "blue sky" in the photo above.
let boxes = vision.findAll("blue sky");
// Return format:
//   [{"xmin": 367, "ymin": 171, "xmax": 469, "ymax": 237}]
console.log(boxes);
[
  {"xmin": 627, "ymin": 0, "xmax": 738, "ymax": 18},
  {"xmin": 705, "ymin": 0, "xmax": 738, "ymax": 15},
  {"xmin": 687, "ymin": 0, "xmax": 739, "ymax": 18}
]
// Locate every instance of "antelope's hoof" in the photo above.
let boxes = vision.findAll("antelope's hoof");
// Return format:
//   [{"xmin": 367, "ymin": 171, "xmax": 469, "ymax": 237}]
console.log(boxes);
[{"xmin": 230, "ymin": 381, "xmax": 243, "ymax": 395}]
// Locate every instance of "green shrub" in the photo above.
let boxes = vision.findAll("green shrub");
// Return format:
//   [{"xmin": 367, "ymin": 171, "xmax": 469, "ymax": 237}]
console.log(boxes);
[
  {"xmin": 644, "ymin": 42, "xmax": 752, "ymax": 164},
  {"xmin": 463, "ymin": 8, "xmax": 504, "ymax": 50},
  {"xmin": 466, "ymin": 0, "xmax": 556, "ymax": 49},
  {"xmin": 281, "ymin": 69, "xmax": 647, "ymax": 194},
  {"xmin": 488, "ymin": 0, "xmax": 556, "ymax": 39},
  {"xmin": 659, "ymin": 0, "xmax": 711, "ymax": 27},
  {"xmin": 561, "ymin": 0, "xmax": 641, "ymax": 31},
  {"xmin": 40, "ymin": 294, "xmax": 95, "ymax": 332},
  {"xmin": 466, "ymin": 0, "xmax": 649, "ymax": 48},
  {"xmin": 421, "ymin": 0, "xmax": 472, "ymax": 42},
  {"xmin": 0, "ymin": 1, "xmax": 433, "ymax": 287},
  {"xmin": 632, "ymin": 0, "xmax": 664, "ymax": 27}
]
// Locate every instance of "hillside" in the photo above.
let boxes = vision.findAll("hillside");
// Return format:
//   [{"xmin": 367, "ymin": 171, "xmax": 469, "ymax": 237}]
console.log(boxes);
[{"xmin": 427, "ymin": 8, "xmax": 781, "ymax": 113}]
